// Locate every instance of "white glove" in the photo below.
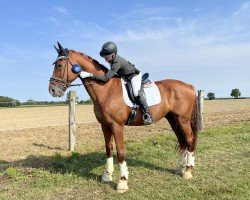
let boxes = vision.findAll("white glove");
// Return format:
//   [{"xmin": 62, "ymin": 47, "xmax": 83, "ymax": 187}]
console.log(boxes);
[{"xmin": 79, "ymin": 71, "xmax": 92, "ymax": 79}]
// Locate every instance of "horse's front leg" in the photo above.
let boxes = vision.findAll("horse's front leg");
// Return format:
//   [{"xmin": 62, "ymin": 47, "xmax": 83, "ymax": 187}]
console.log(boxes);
[
  {"xmin": 101, "ymin": 124, "xmax": 114, "ymax": 182},
  {"xmin": 112, "ymin": 123, "xmax": 129, "ymax": 193}
]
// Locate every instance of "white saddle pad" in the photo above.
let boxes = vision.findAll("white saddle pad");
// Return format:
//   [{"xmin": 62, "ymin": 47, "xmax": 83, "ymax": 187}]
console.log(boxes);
[{"xmin": 121, "ymin": 80, "xmax": 161, "ymax": 108}]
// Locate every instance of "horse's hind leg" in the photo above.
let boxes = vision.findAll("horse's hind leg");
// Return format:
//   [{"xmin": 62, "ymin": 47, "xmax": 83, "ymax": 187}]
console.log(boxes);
[
  {"xmin": 165, "ymin": 113, "xmax": 188, "ymax": 174},
  {"xmin": 177, "ymin": 116, "xmax": 196, "ymax": 179},
  {"xmin": 101, "ymin": 124, "xmax": 114, "ymax": 182}
]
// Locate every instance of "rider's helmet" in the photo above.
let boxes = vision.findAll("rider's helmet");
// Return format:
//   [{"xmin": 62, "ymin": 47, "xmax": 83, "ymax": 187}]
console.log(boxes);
[{"xmin": 100, "ymin": 41, "xmax": 117, "ymax": 57}]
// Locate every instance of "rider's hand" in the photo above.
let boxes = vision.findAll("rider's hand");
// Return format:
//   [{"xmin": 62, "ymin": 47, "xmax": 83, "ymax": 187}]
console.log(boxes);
[
  {"xmin": 79, "ymin": 71, "xmax": 92, "ymax": 79},
  {"xmin": 72, "ymin": 64, "xmax": 92, "ymax": 79}
]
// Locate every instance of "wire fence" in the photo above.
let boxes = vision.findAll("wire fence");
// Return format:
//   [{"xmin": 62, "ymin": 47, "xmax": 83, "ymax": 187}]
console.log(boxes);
[
  {"xmin": 0, "ymin": 100, "xmax": 92, "ymax": 107},
  {"xmin": 0, "ymin": 100, "xmax": 67, "ymax": 107}
]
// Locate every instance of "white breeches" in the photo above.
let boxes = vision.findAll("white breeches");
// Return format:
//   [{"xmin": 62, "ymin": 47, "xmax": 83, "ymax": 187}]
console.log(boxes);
[{"xmin": 130, "ymin": 72, "xmax": 142, "ymax": 97}]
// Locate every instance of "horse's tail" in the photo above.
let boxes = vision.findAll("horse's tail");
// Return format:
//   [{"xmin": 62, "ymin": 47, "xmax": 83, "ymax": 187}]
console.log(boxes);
[{"xmin": 190, "ymin": 96, "xmax": 201, "ymax": 148}]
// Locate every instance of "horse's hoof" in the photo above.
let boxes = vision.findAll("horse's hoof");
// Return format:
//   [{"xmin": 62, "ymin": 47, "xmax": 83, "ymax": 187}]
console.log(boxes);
[
  {"xmin": 183, "ymin": 170, "xmax": 193, "ymax": 179},
  {"xmin": 116, "ymin": 179, "xmax": 128, "ymax": 193},
  {"xmin": 101, "ymin": 172, "xmax": 113, "ymax": 182},
  {"xmin": 179, "ymin": 167, "xmax": 186, "ymax": 175}
]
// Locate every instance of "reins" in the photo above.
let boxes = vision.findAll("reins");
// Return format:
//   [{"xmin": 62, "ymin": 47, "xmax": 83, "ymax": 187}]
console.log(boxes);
[{"xmin": 69, "ymin": 81, "xmax": 95, "ymax": 87}]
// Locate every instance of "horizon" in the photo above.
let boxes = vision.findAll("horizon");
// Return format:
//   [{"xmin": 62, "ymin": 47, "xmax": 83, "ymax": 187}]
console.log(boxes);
[{"xmin": 0, "ymin": 0, "xmax": 249, "ymax": 101}]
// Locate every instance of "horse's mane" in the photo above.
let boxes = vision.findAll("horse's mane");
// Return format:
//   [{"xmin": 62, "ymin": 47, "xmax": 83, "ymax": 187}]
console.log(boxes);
[{"xmin": 70, "ymin": 50, "xmax": 108, "ymax": 72}]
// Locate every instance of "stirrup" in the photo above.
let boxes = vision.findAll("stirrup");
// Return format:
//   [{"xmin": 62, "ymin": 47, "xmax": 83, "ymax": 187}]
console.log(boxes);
[{"xmin": 143, "ymin": 114, "xmax": 154, "ymax": 125}]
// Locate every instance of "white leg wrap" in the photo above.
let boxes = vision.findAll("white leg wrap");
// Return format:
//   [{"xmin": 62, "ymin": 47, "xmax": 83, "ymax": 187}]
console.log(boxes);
[
  {"xmin": 119, "ymin": 161, "xmax": 129, "ymax": 180},
  {"xmin": 106, "ymin": 157, "xmax": 114, "ymax": 173},
  {"xmin": 102, "ymin": 157, "xmax": 114, "ymax": 182},
  {"xmin": 186, "ymin": 151, "xmax": 195, "ymax": 167},
  {"xmin": 178, "ymin": 149, "xmax": 187, "ymax": 168}
]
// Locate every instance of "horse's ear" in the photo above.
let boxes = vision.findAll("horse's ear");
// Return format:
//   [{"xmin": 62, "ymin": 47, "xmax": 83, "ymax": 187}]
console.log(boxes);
[
  {"xmin": 57, "ymin": 41, "xmax": 64, "ymax": 51},
  {"xmin": 54, "ymin": 45, "xmax": 60, "ymax": 54},
  {"xmin": 55, "ymin": 41, "xmax": 69, "ymax": 56}
]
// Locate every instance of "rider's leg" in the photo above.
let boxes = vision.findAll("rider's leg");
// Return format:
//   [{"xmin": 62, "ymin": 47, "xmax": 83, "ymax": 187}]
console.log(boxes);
[
  {"xmin": 130, "ymin": 72, "xmax": 142, "ymax": 97},
  {"xmin": 130, "ymin": 73, "xmax": 154, "ymax": 125},
  {"xmin": 136, "ymin": 91, "xmax": 154, "ymax": 124}
]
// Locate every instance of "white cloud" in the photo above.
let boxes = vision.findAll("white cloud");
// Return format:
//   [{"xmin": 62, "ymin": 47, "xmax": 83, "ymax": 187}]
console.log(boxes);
[
  {"xmin": 54, "ymin": 6, "xmax": 69, "ymax": 15},
  {"xmin": 232, "ymin": 1, "xmax": 250, "ymax": 17},
  {"xmin": 49, "ymin": 17, "xmax": 61, "ymax": 27},
  {"xmin": 83, "ymin": 3, "xmax": 249, "ymax": 79},
  {"xmin": 2, "ymin": 2, "xmax": 250, "ymax": 100}
]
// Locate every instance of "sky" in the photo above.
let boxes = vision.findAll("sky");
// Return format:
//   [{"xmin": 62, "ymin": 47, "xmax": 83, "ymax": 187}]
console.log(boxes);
[{"xmin": 0, "ymin": 0, "xmax": 249, "ymax": 102}]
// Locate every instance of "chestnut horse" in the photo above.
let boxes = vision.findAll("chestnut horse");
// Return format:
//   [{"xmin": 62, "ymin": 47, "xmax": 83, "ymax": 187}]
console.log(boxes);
[{"xmin": 49, "ymin": 42, "xmax": 200, "ymax": 193}]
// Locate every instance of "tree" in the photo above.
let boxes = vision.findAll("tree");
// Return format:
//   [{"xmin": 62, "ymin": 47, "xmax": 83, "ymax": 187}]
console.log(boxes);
[
  {"xmin": 0, "ymin": 96, "xmax": 20, "ymax": 107},
  {"xmin": 207, "ymin": 92, "xmax": 215, "ymax": 100},
  {"xmin": 26, "ymin": 99, "xmax": 35, "ymax": 105},
  {"xmin": 231, "ymin": 88, "xmax": 241, "ymax": 99}
]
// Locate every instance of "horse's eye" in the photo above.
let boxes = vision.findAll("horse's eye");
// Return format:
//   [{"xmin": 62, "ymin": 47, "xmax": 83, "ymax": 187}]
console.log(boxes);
[{"xmin": 56, "ymin": 64, "xmax": 62, "ymax": 68}]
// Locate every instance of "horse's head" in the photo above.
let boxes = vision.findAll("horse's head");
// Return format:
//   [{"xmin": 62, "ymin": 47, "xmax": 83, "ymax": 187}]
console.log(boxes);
[{"xmin": 49, "ymin": 42, "xmax": 79, "ymax": 97}]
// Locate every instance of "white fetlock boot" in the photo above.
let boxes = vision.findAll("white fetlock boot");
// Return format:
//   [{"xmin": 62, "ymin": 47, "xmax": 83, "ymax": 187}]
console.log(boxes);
[
  {"xmin": 183, "ymin": 151, "xmax": 195, "ymax": 179},
  {"xmin": 102, "ymin": 157, "xmax": 114, "ymax": 182},
  {"xmin": 178, "ymin": 149, "xmax": 187, "ymax": 175},
  {"xmin": 117, "ymin": 161, "xmax": 129, "ymax": 193}
]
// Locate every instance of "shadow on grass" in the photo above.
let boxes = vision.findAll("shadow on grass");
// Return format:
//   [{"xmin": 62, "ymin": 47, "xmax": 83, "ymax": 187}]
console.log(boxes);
[{"xmin": 0, "ymin": 151, "xmax": 178, "ymax": 182}]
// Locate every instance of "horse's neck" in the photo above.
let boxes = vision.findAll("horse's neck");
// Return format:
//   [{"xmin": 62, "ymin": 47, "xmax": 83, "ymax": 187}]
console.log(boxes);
[
  {"xmin": 83, "ymin": 78, "xmax": 118, "ymax": 104},
  {"xmin": 75, "ymin": 53, "xmax": 113, "ymax": 103},
  {"xmin": 76, "ymin": 53, "xmax": 107, "ymax": 75}
]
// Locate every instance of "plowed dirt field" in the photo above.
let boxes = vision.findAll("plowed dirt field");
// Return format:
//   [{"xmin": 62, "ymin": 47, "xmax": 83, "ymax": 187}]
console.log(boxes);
[{"xmin": 0, "ymin": 99, "xmax": 249, "ymax": 162}]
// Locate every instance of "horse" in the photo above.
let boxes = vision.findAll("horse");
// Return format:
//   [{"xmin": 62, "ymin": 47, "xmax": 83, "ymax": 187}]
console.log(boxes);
[{"xmin": 49, "ymin": 42, "xmax": 200, "ymax": 193}]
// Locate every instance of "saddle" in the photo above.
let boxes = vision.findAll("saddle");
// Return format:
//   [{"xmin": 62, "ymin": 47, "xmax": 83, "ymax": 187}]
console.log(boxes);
[
  {"xmin": 125, "ymin": 73, "xmax": 151, "ymax": 104},
  {"xmin": 123, "ymin": 73, "xmax": 161, "ymax": 125}
]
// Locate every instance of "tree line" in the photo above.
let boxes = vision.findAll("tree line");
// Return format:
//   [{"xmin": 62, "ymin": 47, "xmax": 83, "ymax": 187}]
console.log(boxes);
[
  {"xmin": 0, "ymin": 88, "xmax": 245, "ymax": 107},
  {"xmin": 0, "ymin": 96, "xmax": 93, "ymax": 107},
  {"xmin": 207, "ymin": 88, "xmax": 242, "ymax": 100}
]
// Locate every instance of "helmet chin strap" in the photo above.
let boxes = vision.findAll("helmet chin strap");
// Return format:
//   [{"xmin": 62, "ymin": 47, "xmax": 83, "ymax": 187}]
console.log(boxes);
[{"xmin": 108, "ymin": 53, "xmax": 116, "ymax": 63}]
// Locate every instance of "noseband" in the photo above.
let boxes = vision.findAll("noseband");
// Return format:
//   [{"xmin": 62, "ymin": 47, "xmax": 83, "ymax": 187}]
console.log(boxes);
[{"xmin": 50, "ymin": 56, "xmax": 73, "ymax": 91}]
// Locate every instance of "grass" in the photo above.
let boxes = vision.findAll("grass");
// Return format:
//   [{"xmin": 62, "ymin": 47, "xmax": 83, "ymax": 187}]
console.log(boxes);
[{"xmin": 0, "ymin": 123, "xmax": 249, "ymax": 200}]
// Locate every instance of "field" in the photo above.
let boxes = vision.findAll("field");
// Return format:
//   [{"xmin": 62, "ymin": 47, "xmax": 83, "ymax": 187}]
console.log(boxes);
[{"xmin": 0, "ymin": 99, "xmax": 250, "ymax": 199}]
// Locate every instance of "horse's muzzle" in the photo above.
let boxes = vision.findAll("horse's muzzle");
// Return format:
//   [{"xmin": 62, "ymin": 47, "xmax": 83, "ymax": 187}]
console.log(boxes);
[{"xmin": 49, "ymin": 83, "xmax": 65, "ymax": 97}]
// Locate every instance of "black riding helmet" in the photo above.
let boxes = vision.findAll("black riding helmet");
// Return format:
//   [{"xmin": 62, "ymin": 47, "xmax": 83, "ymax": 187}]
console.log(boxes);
[{"xmin": 100, "ymin": 41, "xmax": 117, "ymax": 57}]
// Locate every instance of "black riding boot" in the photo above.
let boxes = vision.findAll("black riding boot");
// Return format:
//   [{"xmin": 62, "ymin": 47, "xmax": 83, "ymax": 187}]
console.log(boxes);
[{"xmin": 136, "ymin": 92, "xmax": 154, "ymax": 125}]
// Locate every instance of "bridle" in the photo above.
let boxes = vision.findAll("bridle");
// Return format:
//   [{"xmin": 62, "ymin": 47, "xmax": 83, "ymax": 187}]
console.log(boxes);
[
  {"xmin": 49, "ymin": 55, "xmax": 74, "ymax": 91},
  {"xmin": 50, "ymin": 55, "xmax": 94, "ymax": 91}
]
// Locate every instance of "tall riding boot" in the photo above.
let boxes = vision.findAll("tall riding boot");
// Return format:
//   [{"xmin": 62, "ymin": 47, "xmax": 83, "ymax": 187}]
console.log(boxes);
[{"xmin": 136, "ymin": 92, "xmax": 154, "ymax": 125}]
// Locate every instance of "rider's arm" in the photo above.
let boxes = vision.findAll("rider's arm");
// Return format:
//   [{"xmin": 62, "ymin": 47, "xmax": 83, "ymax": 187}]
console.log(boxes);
[{"xmin": 91, "ymin": 61, "xmax": 120, "ymax": 82}]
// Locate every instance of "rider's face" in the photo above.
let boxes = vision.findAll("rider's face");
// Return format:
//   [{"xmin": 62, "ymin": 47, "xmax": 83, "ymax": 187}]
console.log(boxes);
[{"xmin": 104, "ymin": 54, "xmax": 114, "ymax": 63}]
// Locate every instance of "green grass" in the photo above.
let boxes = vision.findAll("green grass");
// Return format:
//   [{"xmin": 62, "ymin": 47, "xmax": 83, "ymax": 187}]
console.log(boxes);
[{"xmin": 0, "ymin": 123, "xmax": 249, "ymax": 200}]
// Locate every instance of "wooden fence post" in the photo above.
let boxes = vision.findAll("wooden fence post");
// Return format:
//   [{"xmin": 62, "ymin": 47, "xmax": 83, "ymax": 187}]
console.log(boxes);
[
  {"xmin": 198, "ymin": 90, "xmax": 204, "ymax": 130},
  {"xmin": 68, "ymin": 91, "xmax": 76, "ymax": 151}
]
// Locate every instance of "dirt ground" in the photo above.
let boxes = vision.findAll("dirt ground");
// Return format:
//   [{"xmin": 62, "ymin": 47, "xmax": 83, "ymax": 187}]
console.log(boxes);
[{"xmin": 0, "ymin": 99, "xmax": 249, "ymax": 162}]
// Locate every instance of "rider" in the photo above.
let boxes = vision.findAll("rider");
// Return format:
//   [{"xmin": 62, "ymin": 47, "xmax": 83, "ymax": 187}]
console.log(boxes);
[{"xmin": 73, "ymin": 41, "xmax": 154, "ymax": 125}]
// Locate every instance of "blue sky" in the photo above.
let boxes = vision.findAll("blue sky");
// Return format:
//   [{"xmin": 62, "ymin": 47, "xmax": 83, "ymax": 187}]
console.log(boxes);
[{"xmin": 0, "ymin": 0, "xmax": 249, "ymax": 102}]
